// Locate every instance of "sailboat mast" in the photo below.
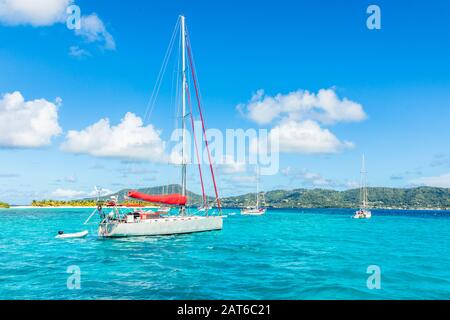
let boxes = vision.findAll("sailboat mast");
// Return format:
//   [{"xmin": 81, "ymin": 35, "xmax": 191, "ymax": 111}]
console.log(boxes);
[
  {"xmin": 256, "ymin": 165, "xmax": 260, "ymax": 209},
  {"xmin": 360, "ymin": 154, "xmax": 367, "ymax": 209},
  {"xmin": 181, "ymin": 15, "xmax": 187, "ymax": 200}
]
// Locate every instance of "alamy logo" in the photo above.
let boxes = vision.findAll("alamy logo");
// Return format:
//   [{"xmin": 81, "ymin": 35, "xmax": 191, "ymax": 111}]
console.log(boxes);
[
  {"xmin": 66, "ymin": 5, "xmax": 81, "ymax": 30},
  {"xmin": 366, "ymin": 5, "xmax": 381, "ymax": 30},
  {"xmin": 67, "ymin": 265, "xmax": 81, "ymax": 290},
  {"xmin": 366, "ymin": 265, "xmax": 381, "ymax": 290}
]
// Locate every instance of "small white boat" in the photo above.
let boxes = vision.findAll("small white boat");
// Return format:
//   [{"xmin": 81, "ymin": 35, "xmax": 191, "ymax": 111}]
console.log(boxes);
[
  {"xmin": 56, "ymin": 230, "xmax": 89, "ymax": 239},
  {"xmin": 241, "ymin": 207, "xmax": 267, "ymax": 216},
  {"xmin": 353, "ymin": 155, "xmax": 372, "ymax": 219},
  {"xmin": 241, "ymin": 164, "xmax": 266, "ymax": 216}
]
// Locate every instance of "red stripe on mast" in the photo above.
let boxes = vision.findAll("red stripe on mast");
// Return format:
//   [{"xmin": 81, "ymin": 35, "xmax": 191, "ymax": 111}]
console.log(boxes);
[{"xmin": 186, "ymin": 38, "xmax": 222, "ymax": 211}]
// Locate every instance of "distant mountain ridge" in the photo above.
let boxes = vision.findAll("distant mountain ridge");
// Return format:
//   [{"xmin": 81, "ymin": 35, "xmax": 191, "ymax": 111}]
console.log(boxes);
[
  {"xmin": 222, "ymin": 186, "xmax": 450, "ymax": 209},
  {"xmin": 88, "ymin": 185, "xmax": 450, "ymax": 210}
]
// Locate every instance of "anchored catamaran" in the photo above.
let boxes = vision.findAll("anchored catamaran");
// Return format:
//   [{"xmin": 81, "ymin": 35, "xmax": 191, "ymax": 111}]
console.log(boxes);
[
  {"xmin": 94, "ymin": 16, "xmax": 224, "ymax": 237},
  {"xmin": 353, "ymin": 155, "xmax": 372, "ymax": 219}
]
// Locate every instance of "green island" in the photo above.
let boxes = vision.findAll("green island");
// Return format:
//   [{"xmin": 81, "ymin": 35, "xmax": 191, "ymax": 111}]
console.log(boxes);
[
  {"xmin": 0, "ymin": 201, "xmax": 10, "ymax": 208},
  {"xmin": 222, "ymin": 186, "xmax": 450, "ymax": 210},
  {"xmin": 26, "ymin": 185, "xmax": 450, "ymax": 210}
]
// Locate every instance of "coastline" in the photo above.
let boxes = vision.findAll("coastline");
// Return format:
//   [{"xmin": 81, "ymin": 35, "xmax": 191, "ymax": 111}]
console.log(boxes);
[
  {"xmin": 6, "ymin": 206, "xmax": 158, "ymax": 209},
  {"xmin": 3, "ymin": 206, "xmax": 449, "ymax": 211}
]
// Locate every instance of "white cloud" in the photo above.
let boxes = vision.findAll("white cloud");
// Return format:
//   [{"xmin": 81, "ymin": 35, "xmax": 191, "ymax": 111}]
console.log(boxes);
[
  {"xmin": 87, "ymin": 187, "xmax": 112, "ymax": 197},
  {"xmin": 219, "ymin": 155, "xmax": 247, "ymax": 174},
  {"xmin": 61, "ymin": 112, "xmax": 166, "ymax": 162},
  {"xmin": 269, "ymin": 120, "xmax": 353, "ymax": 154},
  {"xmin": 75, "ymin": 13, "xmax": 115, "ymax": 50},
  {"xmin": 50, "ymin": 188, "xmax": 85, "ymax": 199},
  {"xmin": 68, "ymin": 45, "xmax": 91, "ymax": 58},
  {"xmin": 0, "ymin": 91, "xmax": 62, "ymax": 148},
  {"xmin": 0, "ymin": 0, "xmax": 72, "ymax": 26},
  {"xmin": 345, "ymin": 180, "xmax": 360, "ymax": 189},
  {"xmin": 0, "ymin": 1, "xmax": 115, "ymax": 51},
  {"xmin": 281, "ymin": 166, "xmax": 331, "ymax": 187},
  {"xmin": 238, "ymin": 88, "xmax": 365, "ymax": 155},
  {"xmin": 238, "ymin": 88, "xmax": 367, "ymax": 125},
  {"xmin": 410, "ymin": 173, "xmax": 450, "ymax": 188},
  {"xmin": 50, "ymin": 187, "xmax": 113, "ymax": 199},
  {"xmin": 168, "ymin": 149, "xmax": 183, "ymax": 165}
]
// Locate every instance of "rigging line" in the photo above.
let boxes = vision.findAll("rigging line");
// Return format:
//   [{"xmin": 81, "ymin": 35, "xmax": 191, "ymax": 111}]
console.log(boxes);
[
  {"xmin": 166, "ymin": 28, "xmax": 182, "ymax": 167},
  {"xmin": 144, "ymin": 28, "xmax": 177, "ymax": 125},
  {"xmin": 186, "ymin": 35, "xmax": 222, "ymax": 212},
  {"xmin": 169, "ymin": 35, "xmax": 178, "ymax": 126},
  {"xmin": 143, "ymin": 17, "xmax": 180, "ymax": 125},
  {"xmin": 166, "ymin": 33, "xmax": 182, "ymax": 168},
  {"xmin": 185, "ymin": 26, "xmax": 205, "ymax": 105},
  {"xmin": 175, "ymin": 29, "xmax": 182, "ymax": 121},
  {"xmin": 186, "ymin": 81, "xmax": 207, "ymax": 207}
]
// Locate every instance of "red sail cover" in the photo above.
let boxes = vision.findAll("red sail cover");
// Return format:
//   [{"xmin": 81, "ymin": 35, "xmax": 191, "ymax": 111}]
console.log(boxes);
[{"xmin": 127, "ymin": 191, "xmax": 187, "ymax": 206}]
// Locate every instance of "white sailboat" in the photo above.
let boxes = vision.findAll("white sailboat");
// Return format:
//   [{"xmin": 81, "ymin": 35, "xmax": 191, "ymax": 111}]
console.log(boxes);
[
  {"xmin": 241, "ymin": 165, "xmax": 266, "ymax": 216},
  {"xmin": 353, "ymin": 155, "xmax": 372, "ymax": 219},
  {"xmin": 96, "ymin": 16, "xmax": 224, "ymax": 237}
]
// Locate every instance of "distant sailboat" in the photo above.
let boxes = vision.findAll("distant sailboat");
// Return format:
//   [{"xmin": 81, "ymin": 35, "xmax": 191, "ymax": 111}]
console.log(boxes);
[
  {"xmin": 241, "ymin": 165, "xmax": 266, "ymax": 216},
  {"xmin": 353, "ymin": 155, "xmax": 372, "ymax": 219}
]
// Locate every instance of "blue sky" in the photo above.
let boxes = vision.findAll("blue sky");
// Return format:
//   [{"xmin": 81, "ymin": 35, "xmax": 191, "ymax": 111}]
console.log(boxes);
[{"xmin": 0, "ymin": 0, "xmax": 449, "ymax": 204}]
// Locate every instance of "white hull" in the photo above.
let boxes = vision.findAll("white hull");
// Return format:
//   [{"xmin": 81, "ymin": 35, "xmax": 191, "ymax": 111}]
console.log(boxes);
[
  {"xmin": 98, "ymin": 215, "xmax": 223, "ymax": 238},
  {"xmin": 56, "ymin": 230, "xmax": 89, "ymax": 239},
  {"xmin": 241, "ymin": 208, "xmax": 266, "ymax": 216}
]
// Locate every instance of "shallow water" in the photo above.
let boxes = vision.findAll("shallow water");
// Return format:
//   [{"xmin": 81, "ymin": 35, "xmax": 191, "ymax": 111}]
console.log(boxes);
[{"xmin": 0, "ymin": 208, "xmax": 449, "ymax": 299}]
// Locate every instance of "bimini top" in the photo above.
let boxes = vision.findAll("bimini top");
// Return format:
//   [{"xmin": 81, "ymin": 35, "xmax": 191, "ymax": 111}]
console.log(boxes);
[{"xmin": 127, "ymin": 191, "xmax": 187, "ymax": 206}]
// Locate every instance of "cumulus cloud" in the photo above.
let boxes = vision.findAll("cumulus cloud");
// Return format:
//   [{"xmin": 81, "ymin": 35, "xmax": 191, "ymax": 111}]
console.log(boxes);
[
  {"xmin": 237, "ymin": 88, "xmax": 366, "ymax": 125},
  {"xmin": 75, "ymin": 13, "xmax": 115, "ymax": 50},
  {"xmin": 269, "ymin": 120, "xmax": 353, "ymax": 154},
  {"xmin": 0, "ymin": 91, "xmax": 62, "ymax": 148},
  {"xmin": 219, "ymin": 155, "xmax": 247, "ymax": 174},
  {"xmin": 61, "ymin": 112, "xmax": 166, "ymax": 162},
  {"xmin": 50, "ymin": 188, "xmax": 85, "ymax": 199},
  {"xmin": 50, "ymin": 187, "xmax": 112, "ymax": 199},
  {"xmin": 0, "ymin": 0, "xmax": 72, "ymax": 26},
  {"xmin": 0, "ymin": 1, "xmax": 115, "ymax": 51},
  {"xmin": 88, "ymin": 187, "xmax": 112, "ymax": 197},
  {"xmin": 410, "ymin": 173, "xmax": 450, "ymax": 188},
  {"xmin": 237, "ymin": 88, "xmax": 366, "ymax": 154}
]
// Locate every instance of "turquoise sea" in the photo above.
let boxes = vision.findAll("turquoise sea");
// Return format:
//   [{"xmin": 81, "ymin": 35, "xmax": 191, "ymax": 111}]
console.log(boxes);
[{"xmin": 0, "ymin": 208, "xmax": 449, "ymax": 300}]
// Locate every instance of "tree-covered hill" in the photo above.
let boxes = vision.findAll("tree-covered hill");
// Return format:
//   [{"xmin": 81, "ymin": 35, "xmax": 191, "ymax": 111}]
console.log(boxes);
[
  {"xmin": 221, "ymin": 187, "xmax": 450, "ymax": 209},
  {"xmin": 0, "ymin": 201, "xmax": 9, "ymax": 208},
  {"xmin": 35, "ymin": 186, "xmax": 449, "ymax": 210},
  {"xmin": 96, "ymin": 185, "xmax": 450, "ymax": 209}
]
